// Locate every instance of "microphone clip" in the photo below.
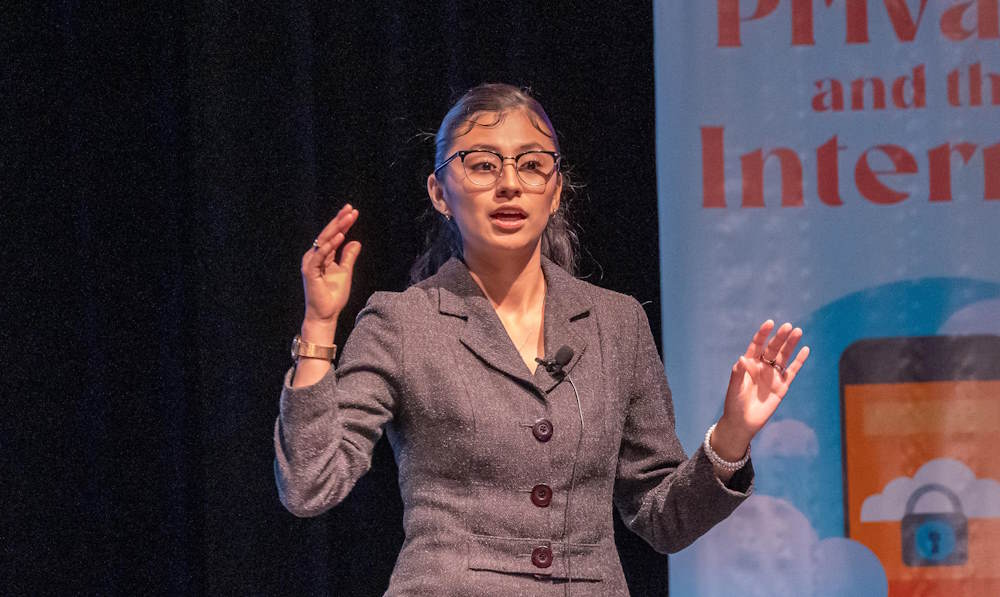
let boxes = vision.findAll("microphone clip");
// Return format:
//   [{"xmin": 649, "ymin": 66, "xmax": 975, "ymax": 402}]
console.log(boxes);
[
  {"xmin": 535, "ymin": 356, "xmax": 564, "ymax": 376},
  {"xmin": 535, "ymin": 346, "xmax": 574, "ymax": 378}
]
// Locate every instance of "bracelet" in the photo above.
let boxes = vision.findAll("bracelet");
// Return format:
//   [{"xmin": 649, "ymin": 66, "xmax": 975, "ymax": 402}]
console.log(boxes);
[
  {"xmin": 703, "ymin": 423, "xmax": 750, "ymax": 472},
  {"xmin": 290, "ymin": 334, "xmax": 337, "ymax": 362}
]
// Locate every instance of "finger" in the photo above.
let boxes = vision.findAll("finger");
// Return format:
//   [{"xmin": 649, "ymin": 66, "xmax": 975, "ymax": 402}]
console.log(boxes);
[
  {"xmin": 322, "ymin": 211, "xmax": 358, "ymax": 269},
  {"xmin": 302, "ymin": 233, "xmax": 341, "ymax": 276},
  {"xmin": 312, "ymin": 204, "xmax": 353, "ymax": 247},
  {"xmin": 322, "ymin": 232, "xmax": 347, "ymax": 270},
  {"xmin": 762, "ymin": 322, "xmax": 794, "ymax": 360},
  {"xmin": 782, "ymin": 346, "xmax": 810, "ymax": 381},
  {"xmin": 314, "ymin": 205, "xmax": 358, "ymax": 246},
  {"xmin": 774, "ymin": 326, "xmax": 803, "ymax": 367},
  {"xmin": 727, "ymin": 355, "xmax": 748, "ymax": 395},
  {"xmin": 320, "ymin": 207, "xmax": 358, "ymax": 248},
  {"xmin": 304, "ymin": 205, "xmax": 351, "ymax": 266},
  {"xmin": 315, "ymin": 207, "xmax": 359, "ymax": 269},
  {"xmin": 743, "ymin": 320, "xmax": 775, "ymax": 358},
  {"xmin": 338, "ymin": 241, "xmax": 362, "ymax": 274}
]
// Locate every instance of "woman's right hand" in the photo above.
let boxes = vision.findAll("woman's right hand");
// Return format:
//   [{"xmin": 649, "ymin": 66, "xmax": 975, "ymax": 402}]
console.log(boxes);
[{"xmin": 301, "ymin": 204, "xmax": 362, "ymax": 326}]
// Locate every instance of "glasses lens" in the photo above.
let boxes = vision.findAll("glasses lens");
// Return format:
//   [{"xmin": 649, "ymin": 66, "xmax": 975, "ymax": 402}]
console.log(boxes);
[
  {"xmin": 516, "ymin": 152, "xmax": 557, "ymax": 186},
  {"xmin": 462, "ymin": 151, "xmax": 503, "ymax": 186}
]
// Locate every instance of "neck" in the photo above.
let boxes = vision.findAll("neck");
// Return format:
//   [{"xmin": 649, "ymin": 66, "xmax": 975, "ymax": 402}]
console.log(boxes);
[{"xmin": 464, "ymin": 243, "xmax": 546, "ymax": 315}]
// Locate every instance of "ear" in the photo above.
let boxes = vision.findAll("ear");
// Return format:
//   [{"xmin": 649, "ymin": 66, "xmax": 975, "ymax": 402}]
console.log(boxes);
[{"xmin": 427, "ymin": 172, "xmax": 451, "ymax": 218}]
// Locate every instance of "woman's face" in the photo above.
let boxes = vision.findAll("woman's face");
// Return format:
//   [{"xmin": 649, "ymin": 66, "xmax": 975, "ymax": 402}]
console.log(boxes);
[{"xmin": 427, "ymin": 108, "xmax": 562, "ymax": 264}]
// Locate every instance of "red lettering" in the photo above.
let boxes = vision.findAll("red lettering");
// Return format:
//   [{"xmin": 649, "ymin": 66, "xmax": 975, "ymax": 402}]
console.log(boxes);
[
  {"xmin": 701, "ymin": 127, "xmax": 727, "ymax": 208},
  {"xmin": 884, "ymin": 0, "xmax": 930, "ymax": 42},
  {"xmin": 855, "ymin": 145, "xmax": 918, "ymax": 204},
  {"xmin": 795, "ymin": 0, "xmax": 871, "ymax": 45},
  {"xmin": 741, "ymin": 148, "xmax": 804, "ymax": 207},
  {"xmin": 841, "ymin": 0, "xmax": 871, "ymax": 43},
  {"xmin": 817, "ymin": 136, "xmax": 846, "ymax": 205},
  {"xmin": 927, "ymin": 142, "xmax": 978, "ymax": 201},
  {"xmin": 791, "ymin": 0, "xmax": 816, "ymax": 45},
  {"xmin": 941, "ymin": 0, "xmax": 1000, "ymax": 41},
  {"xmin": 942, "ymin": 1, "xmax": 979, "ymax": 40},
  {"xmin": 851, "ymin": 77, "xmax": 887, "ymax": 110},
  {"xmin": 741, "ymin": 151, "xmax": 766, "ymax": 208},
  {"xmin": 719, "ymin": 0, "xmax": 997, "ymax": 48},
  {"xmin": 812, "ymin": 79, "xmax": 844, "ymax": 111},
  {"xmin": 948, "ymin": 68, "xmax": 963, "ymax": 106},
  {"xmin": 982, "ymin": 0, "xmax": 1000, "ymax": 38},
  {"xmin": 953, "ymin": 63, "xmax": 1000, "ymax": 106},
  {"xmin": 718, "ymin": 0, "xmax": 780, "ymax": 47},
  {"xmin": 815, "ymin": 67, "xmax": 924, "ymax": 112},
  {"xmin": 701, "ymin": 127, "xmax": 999, "ymax": 208},
  {"xmin": 972, "ymin": 62, "xmax": 983, "ymax": 105},
  {"xmin": 984, "ymin": 142, "xmax": 1000, "ymax": 200},
  {"xmin": 892, "ymin": 64, "xmax": 926, "ymax": 108},
  {"xmin": 820, "ymin": 0, "xmax": 871, "ymax": 43}
]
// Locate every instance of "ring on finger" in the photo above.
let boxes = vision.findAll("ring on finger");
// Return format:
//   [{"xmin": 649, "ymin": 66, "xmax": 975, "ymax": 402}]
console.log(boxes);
[{"xmin": 759, "ymin": 353, "xmax": 785, "ymax": 373}]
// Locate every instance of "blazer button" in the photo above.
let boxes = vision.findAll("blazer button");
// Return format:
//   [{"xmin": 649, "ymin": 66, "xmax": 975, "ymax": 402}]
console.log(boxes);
[
  {"xmin": 531, "ymin": 418, "xmax": 553, "ymax": 442},
  {"xmin": 531, "ymin": 483, "xmax": 553, "ymax": 507},
  {"xmin": 531, "ymin": 545, "xmax": 553, "ymax": 568}
]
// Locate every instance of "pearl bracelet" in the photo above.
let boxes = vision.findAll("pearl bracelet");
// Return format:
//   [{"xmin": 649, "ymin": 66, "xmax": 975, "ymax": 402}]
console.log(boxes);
[{"xmin": 703, "ymin": 423, "xmax": 750, "ymax": 472}]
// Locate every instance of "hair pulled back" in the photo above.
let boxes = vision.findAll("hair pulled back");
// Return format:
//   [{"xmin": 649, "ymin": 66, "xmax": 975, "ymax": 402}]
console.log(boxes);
[{"xmin": 409, "ymin": 83, "xmax": 580, "ymax": 284}]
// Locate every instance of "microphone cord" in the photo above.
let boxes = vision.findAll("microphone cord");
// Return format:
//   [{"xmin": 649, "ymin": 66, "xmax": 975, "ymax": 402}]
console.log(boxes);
[{"xmin": 560, "ymin": 374, "xmax": 584, "ymax": 597}]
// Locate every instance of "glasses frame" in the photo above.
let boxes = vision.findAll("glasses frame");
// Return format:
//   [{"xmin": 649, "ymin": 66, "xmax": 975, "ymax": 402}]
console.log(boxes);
[{"xmin": 433, "ymin": 149, "xmax": 562, "ymax": 187}]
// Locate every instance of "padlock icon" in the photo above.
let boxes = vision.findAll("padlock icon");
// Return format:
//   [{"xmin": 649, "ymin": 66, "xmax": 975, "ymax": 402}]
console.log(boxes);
[{"xmin": 901, "ymin": 483, "xmax": 968, "ymax": 567}]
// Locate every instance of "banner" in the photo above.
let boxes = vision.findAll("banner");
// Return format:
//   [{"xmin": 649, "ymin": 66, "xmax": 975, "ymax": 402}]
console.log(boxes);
[{"xmin": 654, "ymin": 2, "xmax": 1000, "ymax": 595}]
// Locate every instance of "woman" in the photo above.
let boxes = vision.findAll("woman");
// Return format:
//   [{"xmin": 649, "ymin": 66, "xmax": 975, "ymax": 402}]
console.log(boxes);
[{"xmin": 275, "ymin": 83, "xmax": 809, "ymax": 596}]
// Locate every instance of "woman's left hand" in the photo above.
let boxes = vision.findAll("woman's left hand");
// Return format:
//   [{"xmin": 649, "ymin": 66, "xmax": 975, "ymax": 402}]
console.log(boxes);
[{"xmin": 712, "ymin": 320, "xmax": 811, "ymax": 461}]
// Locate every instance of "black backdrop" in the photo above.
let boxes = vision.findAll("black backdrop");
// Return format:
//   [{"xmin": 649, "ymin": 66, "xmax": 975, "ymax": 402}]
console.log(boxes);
[{"xmin": 7, "ymin": 2, "xmax": 670, "ymax": 594}]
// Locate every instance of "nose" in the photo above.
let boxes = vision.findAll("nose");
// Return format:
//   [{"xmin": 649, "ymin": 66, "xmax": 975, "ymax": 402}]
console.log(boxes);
[{"xmin": 495, "ymin": 158, "xmax": 522, "ymax": 195}]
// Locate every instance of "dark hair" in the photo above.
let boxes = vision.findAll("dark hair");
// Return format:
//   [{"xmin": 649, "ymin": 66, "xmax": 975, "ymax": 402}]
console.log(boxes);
[{"xmin": 409, "ymin": 83, "xmax": 580, "ymax": 284}]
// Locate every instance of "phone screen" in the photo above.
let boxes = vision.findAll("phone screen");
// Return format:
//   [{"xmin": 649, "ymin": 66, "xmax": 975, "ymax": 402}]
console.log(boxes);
[{"xmin": 840, "ymin": 335, "xmax": 1000, "ymax": 596}]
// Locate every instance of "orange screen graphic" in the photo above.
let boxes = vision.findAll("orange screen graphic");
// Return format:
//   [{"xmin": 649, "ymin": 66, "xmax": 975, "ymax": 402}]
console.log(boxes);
[{"xmin": 843, "ymin": 380, "xmax": 1000, "ymax": 596}]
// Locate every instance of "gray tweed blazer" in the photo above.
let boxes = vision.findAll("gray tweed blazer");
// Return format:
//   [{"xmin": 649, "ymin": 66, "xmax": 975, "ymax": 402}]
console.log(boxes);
[{"xmin": 274, "ymin": 256, "xmax": 752, "ymax": 596}]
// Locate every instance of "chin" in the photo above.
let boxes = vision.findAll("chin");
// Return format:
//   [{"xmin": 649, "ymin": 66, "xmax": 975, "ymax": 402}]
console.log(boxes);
[
  {"xmin": 497, "ymin": 241, "xmax": 545, "ymax": 258},
  {"xmin": 469, "ymin": 235, "xmax": 543, "ymax": 259}
]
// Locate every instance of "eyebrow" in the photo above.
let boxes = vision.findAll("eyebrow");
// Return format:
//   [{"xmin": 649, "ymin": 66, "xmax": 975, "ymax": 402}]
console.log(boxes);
[{"xmin": 467, "ymin": 143, "xmax": 552, "ymax": 153}]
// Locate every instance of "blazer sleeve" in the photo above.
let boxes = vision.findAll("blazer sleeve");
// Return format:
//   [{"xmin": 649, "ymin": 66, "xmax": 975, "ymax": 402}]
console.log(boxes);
[
  {"xmin": 273, "ymin": 292, "xmax": 404, "ymax": 517},
  {"xmin": 612, "ymin": 298, "xmax": 753, "ymax": 554}
]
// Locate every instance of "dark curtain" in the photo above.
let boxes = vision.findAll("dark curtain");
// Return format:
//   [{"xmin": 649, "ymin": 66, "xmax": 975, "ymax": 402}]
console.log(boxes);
[{"xmin": 7, "ymin": 1, "xmax": 668, "ymax": 594}]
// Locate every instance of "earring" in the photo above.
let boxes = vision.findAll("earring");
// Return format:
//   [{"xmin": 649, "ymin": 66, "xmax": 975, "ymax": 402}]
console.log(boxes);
[{"xmin": 444, "ymin": 213, "xmax": 452, "ymax": 221}]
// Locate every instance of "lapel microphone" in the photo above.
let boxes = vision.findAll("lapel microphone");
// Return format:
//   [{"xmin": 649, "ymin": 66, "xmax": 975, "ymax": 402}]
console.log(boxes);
[{"xmin": 535, "ymin": 345, "xmax": 574, "ymax": 376}]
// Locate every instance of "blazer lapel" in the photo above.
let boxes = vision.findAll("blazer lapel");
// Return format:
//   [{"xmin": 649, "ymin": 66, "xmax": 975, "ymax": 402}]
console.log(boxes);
[
  {"xmin": 433, "ymin": 256, "xmax": 593, "ymax": 395},
  {"xmin": 435, "ymin": 258, "xmax": 537, "ymax": 388},
  {"xmin": 536, "ymin": 257, "xmax": 590, "ymax": 393}
]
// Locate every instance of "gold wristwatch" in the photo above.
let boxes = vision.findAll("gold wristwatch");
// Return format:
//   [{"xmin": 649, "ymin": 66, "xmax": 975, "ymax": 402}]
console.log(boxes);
[{"xmin": 290, "ymin": 334, "xmax": 337, "ymax": 362}]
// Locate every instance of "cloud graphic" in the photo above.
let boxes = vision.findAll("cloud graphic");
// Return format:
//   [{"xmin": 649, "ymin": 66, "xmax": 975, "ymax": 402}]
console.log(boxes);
[
  {"xmin": 861, "ymin": 458, "xmax": 1000, "ymax": 521},
  {"xmin": 670, "ymin": 495, "xmax": 887, "ymax": 597},
  {"xmin": 753, "ymin": 418, "xmax": 819, "ymax": 458},
  {"xmin": 939, "ymin": 298, "xmax": 1000, "ymax": 335},
  {"xmin": 810, "ymin": 537, "xmax": 889, "ymax": 597}
]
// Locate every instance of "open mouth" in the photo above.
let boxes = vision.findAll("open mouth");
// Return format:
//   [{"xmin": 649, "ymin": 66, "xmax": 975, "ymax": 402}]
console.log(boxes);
[{"xmin": 490, "ymin": 208, "xmax": 527, "ymax": 223}]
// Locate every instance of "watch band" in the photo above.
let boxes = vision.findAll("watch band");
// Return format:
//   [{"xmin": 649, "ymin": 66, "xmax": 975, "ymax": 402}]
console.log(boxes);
[{"xmin": 291, "ymin": 334, "xmax": 337, "ymax": 362}]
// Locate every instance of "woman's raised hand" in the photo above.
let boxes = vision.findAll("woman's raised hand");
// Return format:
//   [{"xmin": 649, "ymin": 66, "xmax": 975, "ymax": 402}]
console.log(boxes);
[
  {"xmin": 712, "ymin": 320, "xmax": 811, "ymax": 461},
  {"xmin": 301, "ymin": 204, "xmax": 361, "ymax": 325}
]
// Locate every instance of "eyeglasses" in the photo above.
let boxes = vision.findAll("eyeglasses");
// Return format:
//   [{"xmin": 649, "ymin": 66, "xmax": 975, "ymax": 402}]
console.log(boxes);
[{"xmin": 433, "ymin": 149, "xmax": 561, "ymax": 187}]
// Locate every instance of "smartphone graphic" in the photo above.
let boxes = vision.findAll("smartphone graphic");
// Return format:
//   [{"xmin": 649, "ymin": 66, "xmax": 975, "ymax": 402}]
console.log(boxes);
[{"xmin": 840, "ymin": 335, "xmax": 1000, "ymax": 596}]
